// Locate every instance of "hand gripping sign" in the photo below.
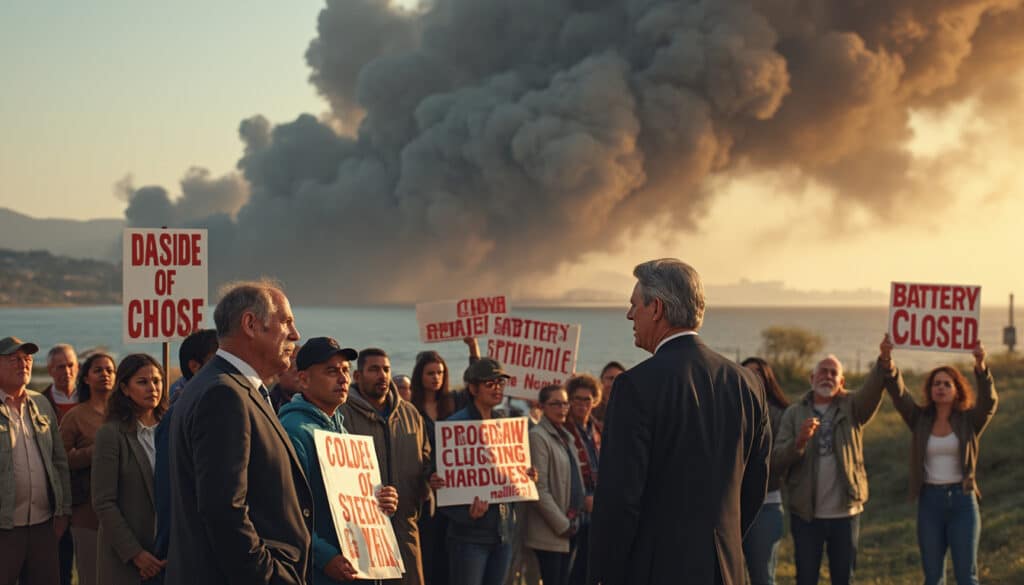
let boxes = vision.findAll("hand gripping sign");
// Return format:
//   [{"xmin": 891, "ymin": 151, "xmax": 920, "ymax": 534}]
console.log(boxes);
[
  {"xmin": 486, "ymin": 315, "xmax": 581, "ymax": 401},
  {"xmin": 434, "ymin": 417, "xmax": 538, "ymax": 507},
  {"xmin": 123, "ymin": 228, "xmax": 207, "ymax": 344},
  {"xmin": 313, "ymin": 430, "xmax": 405, "ymax": 580},
  {"xmin": 888, "ymin": 282, "xmax": 981, "ymax": 352},
  {"xmin": 415, "ymin": 295, "xmax": 509, "ymax": 343}
]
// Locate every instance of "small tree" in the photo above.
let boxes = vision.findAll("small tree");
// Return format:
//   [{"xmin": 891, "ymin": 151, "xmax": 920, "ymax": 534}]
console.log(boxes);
[{"xmin": 761, "ymin": 326, "xmax": 825, "ymax": 381}]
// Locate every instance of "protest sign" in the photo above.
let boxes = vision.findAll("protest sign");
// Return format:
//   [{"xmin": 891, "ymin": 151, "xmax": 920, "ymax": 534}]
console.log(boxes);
[
  {"xmin": 313, "ymin": 430, "xmax": 405, "ymax": 580},
  {"xmin": 123, "ymin": 228, "xmax": 207, "ymax": 344},
  {"xmin": 415, "ymin": 295, "xmax": 508, "ymax": 343},
  {"xmin": 486, "ymin": 316, "xmax": 581, "ymax": 400},
  {"xmin": 888, "ymin": 282, "xmax": 981, "ymax": 352},
  {"xmin": 434, "ymin": 417, "xmax": 538, "ymax": 507}
]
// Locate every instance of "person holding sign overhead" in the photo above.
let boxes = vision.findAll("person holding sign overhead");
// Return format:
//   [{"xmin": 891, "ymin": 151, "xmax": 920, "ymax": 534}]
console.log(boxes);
[
  {"xmin": 433, "ymin": 358, "xmax": 538, "ymax": 585},
  {"xmin": 279, "ymin": 338, "xmax": 400, "ymax": 584},
  {"xmin": 526, "ymin": 384, "xmax": 585, "ymax": 585},
  {"xmin": 773, "ymin": 337, "xmax": 893, "ymax": 585},
  {"xmin": 881, "ymin": 336, "xmax": 997, "ymax": 585}
]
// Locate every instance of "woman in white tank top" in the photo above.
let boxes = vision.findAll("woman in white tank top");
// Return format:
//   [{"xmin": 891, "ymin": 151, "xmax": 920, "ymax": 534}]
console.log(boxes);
[{"xmin": 883, "ymin": 337, "xmax": 998, "ymax": 585}]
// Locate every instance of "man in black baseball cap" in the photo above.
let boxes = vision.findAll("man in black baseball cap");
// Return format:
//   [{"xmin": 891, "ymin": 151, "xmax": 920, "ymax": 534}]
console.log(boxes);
[{"xmin": 278, "ymin": 338, "xmax": 398, "ymax": 584}]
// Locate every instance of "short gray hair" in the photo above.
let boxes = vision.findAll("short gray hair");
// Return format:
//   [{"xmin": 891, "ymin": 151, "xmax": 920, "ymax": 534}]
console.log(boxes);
[
  {"xmin": 47, "ymin": 344, "xmax": 77, "ymax": 367},
  {"xmin": 214, "ymin": 279, "xmax": 284, "ymax": 338},
  {"xmin": 633, "ymin": 258, "xmax": 705, "ymax": 330}
]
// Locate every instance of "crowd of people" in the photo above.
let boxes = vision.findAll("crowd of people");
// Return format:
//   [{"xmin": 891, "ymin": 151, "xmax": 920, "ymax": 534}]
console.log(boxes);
[{"xmin": 0, "ymin": 259, "xmax": 1000, "ymax": 585}]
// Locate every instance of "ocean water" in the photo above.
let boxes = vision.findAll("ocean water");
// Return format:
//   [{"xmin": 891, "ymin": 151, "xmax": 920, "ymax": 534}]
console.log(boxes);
[{"xmin": 1, "ymin": 305, "xmax": 1018, "ymax": 379}]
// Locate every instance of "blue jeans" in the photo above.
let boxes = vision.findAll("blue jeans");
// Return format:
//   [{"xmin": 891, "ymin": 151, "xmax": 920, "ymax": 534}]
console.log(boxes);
[
  {"xmin": 744, "ymin": 502, "xmax": 784, "ymax": 585},
  {"xmin": 790, "ymin": 513, "xmax": 860, "ymax": 585},
  {"xmin": 447, "ymin": 540, "xmax": 513, "ymax": 585},
  {"xmin": 918, "ymin": 484, "xmax": 980, "ymax": 585}
]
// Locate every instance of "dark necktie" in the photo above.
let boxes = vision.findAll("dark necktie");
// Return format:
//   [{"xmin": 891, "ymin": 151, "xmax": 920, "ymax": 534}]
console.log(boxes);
[{"xmin": 258, "ymin": 384, "xmax": 272, "ymax": 409}]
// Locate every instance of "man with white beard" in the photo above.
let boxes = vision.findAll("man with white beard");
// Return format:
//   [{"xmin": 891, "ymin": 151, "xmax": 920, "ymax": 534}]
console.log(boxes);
[{"xmin": 773, "ymin": 338, "xmax": 894, "ymax": 585}]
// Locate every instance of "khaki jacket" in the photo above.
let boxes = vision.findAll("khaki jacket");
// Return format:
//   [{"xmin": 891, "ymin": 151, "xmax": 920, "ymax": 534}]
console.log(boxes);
[
  {"xmin": 886, "ymin": 367, "xmax": 997, "ymax": 499},
  {"xmin": 774, "ymin": 361, "xmax": 891, "ymax": 522},
  {"xmin": 0, "ymin": 390, "xmax": 72, "ymax": 529},
  {"xmin": 525, "ymin": 417, "xmax": 583, "ymax": 553}
]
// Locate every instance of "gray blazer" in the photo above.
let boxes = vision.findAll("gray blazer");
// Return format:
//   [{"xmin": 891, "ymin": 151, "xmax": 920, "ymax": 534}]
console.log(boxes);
[{"xmin": 92, "ymin": 419, "xmax": 157, "ymax": 585}]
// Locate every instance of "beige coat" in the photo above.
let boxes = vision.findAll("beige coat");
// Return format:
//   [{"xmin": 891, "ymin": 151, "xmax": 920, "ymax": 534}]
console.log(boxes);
[
  {"xmin": 526, "ymin": 416, "xmax": 583, "ymax": 553},
  {"xmin": 92, "ymin": 419, "xmax": 157, "ymax": 585}
]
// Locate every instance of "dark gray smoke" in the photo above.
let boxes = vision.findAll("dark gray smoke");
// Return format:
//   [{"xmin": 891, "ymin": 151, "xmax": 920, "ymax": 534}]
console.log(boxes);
[{"xmin": 124, "ymin": 0, "xmax": 1024, "ymax": 303}]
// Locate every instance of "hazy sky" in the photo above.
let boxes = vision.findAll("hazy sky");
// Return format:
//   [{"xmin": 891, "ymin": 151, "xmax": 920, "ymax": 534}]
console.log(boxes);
[{"xmin": 2, "ymin": 1, "xmax": 1022, "ymax": 302}]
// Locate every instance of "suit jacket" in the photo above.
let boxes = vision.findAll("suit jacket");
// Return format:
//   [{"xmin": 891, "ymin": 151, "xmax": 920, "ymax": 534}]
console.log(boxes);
[
  {"xmin": 588, "ymin": 335, "xmax": 771, "ymax": 585},
  {"xmin": 92, "ymin": 419, "xmax": 157, "ymax": 585},
  {"xmin": 165, "ymin": 356, "xmax": 313, "ymax": 585}
]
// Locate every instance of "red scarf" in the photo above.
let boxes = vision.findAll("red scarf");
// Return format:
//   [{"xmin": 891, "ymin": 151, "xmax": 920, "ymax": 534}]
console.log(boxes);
[{"xmin": 567, "ymin": 419, "xmax": 600, "ymax": 490}]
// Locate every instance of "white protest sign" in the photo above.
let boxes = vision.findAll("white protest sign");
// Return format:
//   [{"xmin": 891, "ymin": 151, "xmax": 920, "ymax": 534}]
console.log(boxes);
[
  {"xmin": 313, "ymin": 430, "xmax": 405, "ymax": 580},
  {"xmin": 122, "ymin": 228, "xmax": 207, "ymax": 344},
  {"xmin": 888, "ymin": 282, "xmax": 981, "ymax": 352},
  {"xmin": 434, "ymin": 417, "xmax": 538, "ymax": 507},
  {"xmin": 486, "ymin": 316, "xmax": 581, "ymax": 401},
  {"xmin": 415, "ymin": 295, "xmax": 508, "ymax": 343}
]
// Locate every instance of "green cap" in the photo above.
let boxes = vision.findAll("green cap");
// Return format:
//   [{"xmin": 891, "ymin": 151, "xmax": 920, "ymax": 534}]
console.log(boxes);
[
  {"xmin": 463, "ymin": 357, "xmax": 511, "ymax": 383},
  {"xmin": 0, "ymin": 336, "xmax": 39, "ymax": 356}
]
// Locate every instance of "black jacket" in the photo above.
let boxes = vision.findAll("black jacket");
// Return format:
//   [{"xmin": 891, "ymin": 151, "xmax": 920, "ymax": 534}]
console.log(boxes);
[
  {"xmin": 165, "ymin": 356, "xmax": 313, "ymax": 585},
  {"xmin": 588, "ymin": 335, "xmax": 771, "ymax": 585}
]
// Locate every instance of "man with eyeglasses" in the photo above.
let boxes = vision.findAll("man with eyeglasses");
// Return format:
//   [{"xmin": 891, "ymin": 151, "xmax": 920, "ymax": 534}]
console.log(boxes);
[
  {"xmin": 340, "ymin": 348, "xmax": 432, "ymax": 585},
  {"xmin": 0, "ymin": 336, "xmax": 72, "ymax": 585}
]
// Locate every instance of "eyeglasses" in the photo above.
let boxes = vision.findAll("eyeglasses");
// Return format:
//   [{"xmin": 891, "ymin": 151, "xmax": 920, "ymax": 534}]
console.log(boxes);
[
  {"xmin": 545, "ymin": 401, "xmax": 570, "ymax": 408},
  {"xmin": 481, "ymin": 379, "xmax": 507, "ymax": 390}
]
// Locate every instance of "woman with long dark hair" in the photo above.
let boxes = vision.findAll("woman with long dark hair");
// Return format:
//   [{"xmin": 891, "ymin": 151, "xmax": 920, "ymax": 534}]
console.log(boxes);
[
  {"xmin": 740, "ymin": 357, "xmax": 790, "ymax": 585},
  {"xmin": 92, "ymin": 353, "xmax": 168, "ymax": 584},
  {"xmin": 411, "ymin": 350, "xmax": 455, "ymax": 585},
  {"xmin": 883, "ymin": 337, "xmax": 997, "ymax": 585},
  {"xmin": 60, "ymin": 352, "xmax": 116, "ymax": 585}
]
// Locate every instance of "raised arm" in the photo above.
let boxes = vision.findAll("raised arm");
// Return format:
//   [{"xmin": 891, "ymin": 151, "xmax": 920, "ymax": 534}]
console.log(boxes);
[
  {"xmin": 969, "ymin": 343, "xmax": 998, "ymax": 435},
  {"xmin": 852, "ymin": 335, "xmax": 895, "ymax": 426}
]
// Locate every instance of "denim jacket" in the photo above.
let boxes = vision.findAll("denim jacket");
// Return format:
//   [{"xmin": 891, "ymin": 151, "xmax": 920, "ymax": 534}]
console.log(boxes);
[{"xmin": 0, "ymin": 389, "xmax": 72, "ymax": 528}]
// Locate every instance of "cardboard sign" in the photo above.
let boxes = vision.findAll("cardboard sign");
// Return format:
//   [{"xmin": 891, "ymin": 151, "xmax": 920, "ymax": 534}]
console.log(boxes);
[
  {"xmin": 486, "ymin": 316, "xmax": 581, "ymax": 400},
  {"xmin": 313, "ymin": 430, "xmax": 405, "ymax": 580},
  {"xmin": 434, "ymin": 417, "xmax": 538, "ymax": 507},
  {"xmin": 888, "ymin": 282, "xmax": 981, "ymax": 352},
  {"xmin": 415, "ymin": 295, "xmax": 508, "ymax": 343},
  {"xmin": 122, "ymin": 228, "xmax": 207, "ymax": 344}
]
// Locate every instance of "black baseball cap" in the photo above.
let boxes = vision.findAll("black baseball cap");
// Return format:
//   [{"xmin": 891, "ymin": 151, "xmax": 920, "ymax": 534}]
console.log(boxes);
[
  {"xmin": 463, "ymin": 357, "xmax": 511, "ymax": 383},
  {"xmin": 296, "ymin": 337, "xmax": 358, "ymax": 371}
]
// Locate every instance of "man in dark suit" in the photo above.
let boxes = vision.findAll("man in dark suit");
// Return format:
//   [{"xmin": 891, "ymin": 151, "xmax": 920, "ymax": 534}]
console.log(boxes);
[
  {"xmin": 588, "ymin": 259, "xmax": 771, "ymax": 585},
  {"xmin": 166, "ymin": 280, "xmax": 313, "ymax": 585}
]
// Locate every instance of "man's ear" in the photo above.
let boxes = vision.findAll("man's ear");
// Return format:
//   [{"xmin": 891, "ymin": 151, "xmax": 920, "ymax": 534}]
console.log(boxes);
[
  {"xmin": 240, "ymin": 311, "xmax": 258, "ymax": 339},
  {"xmin": 297, "ymin": 370, "xmax": 309, "ymax": 391},
  {"xmin": 651, "ymin": 298, "xmax": 665, "ymax": 322}
]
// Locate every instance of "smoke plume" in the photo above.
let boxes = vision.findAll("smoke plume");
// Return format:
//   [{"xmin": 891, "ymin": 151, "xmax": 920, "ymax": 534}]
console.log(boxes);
[{"xmin": 123, "ymin": 0, "xmax": 1024, "ymax": 303}]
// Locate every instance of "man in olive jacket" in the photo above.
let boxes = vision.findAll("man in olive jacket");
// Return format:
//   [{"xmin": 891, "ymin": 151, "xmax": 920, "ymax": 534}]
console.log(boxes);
[
  {"xmin": 773, "ymin": 344, "xmax": 891, "ymax": 585},
  {"xmin": 0, "ymin": 336, "xmax": 72, "ymax": 585},
  {"xmin": 589, "ymin": 260, "xmax": 771, "ymax": 585},
  {"xmin": 340, "ymin": 348, "xmax": 431, "ymax": 585}
]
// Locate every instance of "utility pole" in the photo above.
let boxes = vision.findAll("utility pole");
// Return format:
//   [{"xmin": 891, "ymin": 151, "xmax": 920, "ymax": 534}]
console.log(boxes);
[{"xmin": 1004, "ymin": 293, "xmax": 1017, "ymax": 353}]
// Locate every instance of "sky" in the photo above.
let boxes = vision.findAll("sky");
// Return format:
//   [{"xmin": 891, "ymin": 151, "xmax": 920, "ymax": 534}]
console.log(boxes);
[{"xmin": 2, "ymin": 1, "xmax": 1022, "ymax": 304}]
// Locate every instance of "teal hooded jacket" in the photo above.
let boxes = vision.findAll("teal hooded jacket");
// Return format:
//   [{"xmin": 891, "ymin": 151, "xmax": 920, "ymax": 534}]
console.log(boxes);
[{"xmin": 278, "ymin": 394, "xmax": 347, "ymax": 585}]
